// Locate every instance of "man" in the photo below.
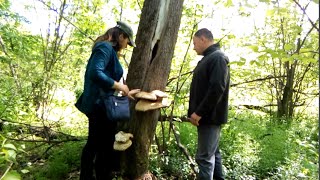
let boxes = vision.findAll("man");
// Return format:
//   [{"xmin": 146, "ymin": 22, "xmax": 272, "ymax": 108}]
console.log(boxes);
[{"xmin": 188, "ymin": 28, "xmax": 230, "ymax": 180}]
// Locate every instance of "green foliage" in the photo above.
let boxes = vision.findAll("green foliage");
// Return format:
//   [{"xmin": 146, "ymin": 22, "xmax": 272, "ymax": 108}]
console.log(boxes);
[
  {"xmin": 177, "ymin": 122, "xmax": 197, "ymax": 155},
  {"xmin": 256, "ymin": 126, "xmax": 290, "ymax": 176},
  {"xmin": 150, "ymin": 147, "xmax": 195, "ymax": 179},
  {"xmin": 221, "ymin": 112, "xmax": 262, "ymax": 178},
  {"xmin": 150, "ymin": 110, "xmax": 318, "ymax": 179},
  {"xmin": 0, "ymin": 136, "xmax": 27, "ymax": 180},
  {"xmin": 26, "ymin": 142, "xmax": 83, "ymax": 180},
  {"xmin": 2, "ymin": 170, "xmax": 21, "ymax": 180},
  {"xmin": 0, "ymin": 0, "xmax": 318, "ymax": 179},
  {"xmin": 151, "ymin": 122, "xmax": 196, "ymax": 179},
  {"xmin": 221, "ymin": 110, "xmax": 318, "ymax": 179}
]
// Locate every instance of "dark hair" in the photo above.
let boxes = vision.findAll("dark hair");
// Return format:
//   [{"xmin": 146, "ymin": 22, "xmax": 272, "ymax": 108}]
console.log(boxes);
[
  {"xmin": 94, "ymin": 27, "xmax": 129, "ymax": 52},
  {"xmin": 194, "ymin": 28, "xmax": 213, "ymax": 41}
]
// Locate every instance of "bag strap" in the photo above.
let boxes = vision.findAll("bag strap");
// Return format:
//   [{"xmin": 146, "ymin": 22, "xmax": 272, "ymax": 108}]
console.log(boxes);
[{"xmin": 120, "ymin": 75, "xmax": 126, "ymax": 85}]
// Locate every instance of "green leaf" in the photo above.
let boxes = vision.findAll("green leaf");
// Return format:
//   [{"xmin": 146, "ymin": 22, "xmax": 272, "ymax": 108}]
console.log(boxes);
[
  {"xmin": 270, "ymin": 51, "xmax": 279, "ymax": 58},
  {"xmin": 266, "ymin": 9, "xmax": 275, "ymax": 16},
  {"xmin": 258, "ymin": 54, "xmax": 268, "ymax": 60},
  {"xmin": 7, "ymin": 150, "xmax": 17, "ymax": 161},
  {"xmin": 227, "ymin": 34, "xmax": 236, "ymax": 39},
  {"xmin": 224, "ymin": 0, "xmax": 233, "ymax": 7},
  {"xmin": 282, "ymin": 57, "xmax": 290, "ymax": 62},
  {"xmin": 4, "ymin": 144, "xmax": 17, "ymax": 151},
  {"xmin": 21, "ymin": 169, "xmax": 30, "ymax": 174},
  {"xmin": 249, "ymin": 45, "xmax": 259, "ymax": 52},
  {"xmin": 250, "ymin": 60, "xmax": 262, "ymax": 66},
  {"xmin": 300, "ymin": 48, "xmax": 312, "ymax": 53},
  {"xmin": 2, "ymin": 171, "xmax": 21, "ymax": 180},
  {"xmin": 284, "ymin": 44, "xmax": 293, "ymax": 51},
  {"xmin": 230, "ymin": 57, "xmax": 246, "ymax": 66},
  {"xmin": 229, "ymin": 61, "xmax": 245, "ymax": 66},
  {"xmin": 305, "ymin": 58, "xmax": 318, "ymax": 63},
  {"xmin": 0, "ymin": 156, "xmax": 6, "ymax": 164},
  {"xmin": 312, "ymin": 0, "xmax": 319, "ymax": 4}
]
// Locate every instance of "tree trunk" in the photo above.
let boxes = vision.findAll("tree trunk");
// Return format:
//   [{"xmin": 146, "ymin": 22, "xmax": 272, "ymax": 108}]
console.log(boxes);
[
  {"xmin": 122, "ymin": 0, "xmax": 184, "ymax": 179},
  {"xmin": 277, "ymin": 61, "xmax": 297, "ymax": 118}
]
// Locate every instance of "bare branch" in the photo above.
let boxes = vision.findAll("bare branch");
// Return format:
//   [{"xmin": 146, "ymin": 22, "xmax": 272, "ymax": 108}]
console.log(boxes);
[
  {"xmin": 231, "ymin": 75, "xmax": 287, "ymax": 87},
  {"xmin": 293, "ymin": 0, "xmax": 319, "ymax": 32},
  {"xmin": 167, "ymin": 71, "xmax": 193, "ymax": 86},
  {"xmin": 36, "ymin": 0, "xmax": 94, "ymax": 41},
  {"xmin": 168, "ymin": 118, "xmax": 197, "ymax": 174}
]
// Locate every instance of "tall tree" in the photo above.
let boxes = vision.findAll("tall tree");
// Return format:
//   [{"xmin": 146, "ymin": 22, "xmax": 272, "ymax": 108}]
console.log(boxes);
[
  {"xmin": 259, "ymin": 0, "xmax": 319, "ymax": 118},
  {"xmin": 232, "ymin": 0, "xmax": 319, "ymax": 119},
  {"xmin": 122, "ymin": 0, "xmax": 184, "ymax": 178}
]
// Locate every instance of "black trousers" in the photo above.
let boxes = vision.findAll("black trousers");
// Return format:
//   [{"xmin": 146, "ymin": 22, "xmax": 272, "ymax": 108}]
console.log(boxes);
[{"xmin": 80, "ymin": 103, "xmax": 119, "ymax": 180}]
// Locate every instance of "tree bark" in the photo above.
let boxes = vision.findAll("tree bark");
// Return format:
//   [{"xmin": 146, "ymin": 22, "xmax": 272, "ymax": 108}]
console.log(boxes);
[{"xmin": 122, "ymin": 0, "xmax": 184, "ymax": 179}]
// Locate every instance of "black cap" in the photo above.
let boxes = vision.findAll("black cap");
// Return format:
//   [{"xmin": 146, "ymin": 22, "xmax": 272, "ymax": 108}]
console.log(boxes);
[{"xmin": 116, "ymin": 21, "xmax": 136, "ymax": 47}]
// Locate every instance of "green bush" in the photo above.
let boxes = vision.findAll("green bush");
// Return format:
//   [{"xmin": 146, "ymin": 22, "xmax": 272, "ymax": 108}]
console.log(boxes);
[
  {"xmin": 255, "ymin": 126, "xmax": 290, "ymax": 177},
  {"xmin": 150, "ymin": 121, "xmax": 197, "ymax": 179},
  {"xmin": 221, "ymin": 113, "xmax": 261, "ymax": 179},
  {"xmin": 27, "ymin": 142, "xmax": 83, "ymax": 180}
]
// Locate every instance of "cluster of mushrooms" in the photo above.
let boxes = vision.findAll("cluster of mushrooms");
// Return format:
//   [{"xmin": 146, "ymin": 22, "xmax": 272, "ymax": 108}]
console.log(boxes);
[
  {"xmin": 113, "ymin": 90, "xmax": 170, "ymax": 151},
  {"xmin": 134, "ymin": 90, "xmax": 170, "ymax": 111},
  {"xmin": 113, "ymin": 131, "xmax": 134, "ymax": 151}
]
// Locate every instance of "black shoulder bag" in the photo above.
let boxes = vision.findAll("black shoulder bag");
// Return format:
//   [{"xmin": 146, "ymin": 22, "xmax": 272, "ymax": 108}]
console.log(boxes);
[{"xmin": 100, "ymin": 78, "xmax": 130, "ymax": 122}]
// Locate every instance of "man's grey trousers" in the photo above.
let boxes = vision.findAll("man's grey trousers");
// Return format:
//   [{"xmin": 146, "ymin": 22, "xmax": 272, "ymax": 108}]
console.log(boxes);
[{"xmin": 196, "ymin": 125, "xmax": 224, "ymax": 180}]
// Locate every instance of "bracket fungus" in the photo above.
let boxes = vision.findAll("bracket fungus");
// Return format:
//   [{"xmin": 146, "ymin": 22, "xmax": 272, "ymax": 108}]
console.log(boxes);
[
  {"xmin": 113, "ymin": 131, "xmax": 134, "ymax": 151},
  {"xmin": 134, "ymin": 91, "xmax": 157, "ymax": 101},
  {"xmin": 134, "ymin": 90, "xmax": 170, "ymax": 111}
]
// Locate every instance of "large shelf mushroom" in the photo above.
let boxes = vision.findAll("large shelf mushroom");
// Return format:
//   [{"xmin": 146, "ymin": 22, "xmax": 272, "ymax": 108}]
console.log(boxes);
[
  {"xmin": 135, "ymin": 90, "xmax": 170, "ymax": 111},
  {"xmin": 113, "ymin": 131, "xmax": 134, "ymax": 151}
]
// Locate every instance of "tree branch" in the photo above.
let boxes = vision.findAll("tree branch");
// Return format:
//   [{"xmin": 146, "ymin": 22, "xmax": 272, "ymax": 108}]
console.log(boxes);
[
  {"xmin": 36, "ymin": 0, "xmax": 94, "ymax": 41},
  {"xmin": 231, "ymin": 75, "xmax": 287, "ymax": 87},
  {"xmin": 167, "ymin": 71, "xmax": 193, "ymax": 86},
  {"xmin": 293, "ymin": 0, "xmax": 319, "ymax": 32},
  {"xmin": 168, "ymin": 118, "xmax": 197, "ymax": 174},
  {"xmin": 1, "ymin": 118, "xmax": 84, "ymax": 141}
]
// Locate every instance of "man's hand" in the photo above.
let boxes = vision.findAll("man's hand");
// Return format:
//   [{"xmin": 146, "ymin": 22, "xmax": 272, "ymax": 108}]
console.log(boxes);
[
  {"xmin": 128, "ymin": 89, "xmax": 141, "ymax": 100},
  {"xmin": 189, "ymin": 112, "xmax": 201, "ymax": 126}
]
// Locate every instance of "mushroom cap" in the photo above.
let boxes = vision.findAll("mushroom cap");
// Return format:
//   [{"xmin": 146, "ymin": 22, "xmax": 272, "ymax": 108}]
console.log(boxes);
[
  {"xmin": 113, "ymin": 140, "xmax": 132, "ymax": 151},
  {"xmin": 151, "ymin": 90, "xmax": 168, "ymax": 98},
  {"xmin": 135, "ymin": 91, "xmax": 157, "ymax": 101},
  {"xmin": 115, "ymin": 131, "xmax": 134, "ymax": 143},
  {"xmin": 135, "ymin": 98, "xmax": 170, "ymax": 111}
]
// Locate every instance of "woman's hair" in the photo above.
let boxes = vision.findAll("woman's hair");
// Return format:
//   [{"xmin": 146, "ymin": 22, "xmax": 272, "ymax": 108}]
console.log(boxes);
[{"xmin": 94, "ymin": 27, "xmax": 129, "ymax": 52}]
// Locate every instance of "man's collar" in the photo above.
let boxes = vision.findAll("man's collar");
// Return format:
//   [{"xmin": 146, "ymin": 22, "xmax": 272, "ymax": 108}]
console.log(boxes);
[{"xmin": 203, "ymin": 43, "xmax": 220, "ymax": 56}]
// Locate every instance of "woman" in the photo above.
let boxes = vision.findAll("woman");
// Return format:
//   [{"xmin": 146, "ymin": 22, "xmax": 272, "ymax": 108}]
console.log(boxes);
[{"xmin": 76, "ymin": 21, "xmax": 138, "ymax": 180}]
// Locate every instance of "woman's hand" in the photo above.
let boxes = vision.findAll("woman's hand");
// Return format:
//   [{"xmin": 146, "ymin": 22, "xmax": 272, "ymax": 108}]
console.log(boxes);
[
  {"xmin": 113, "ymin": 82, "xmax": 129, "ymax": 95},
  {"xmin": 128, "ymin": 89, "xmax": 141, "ymax": 100}
]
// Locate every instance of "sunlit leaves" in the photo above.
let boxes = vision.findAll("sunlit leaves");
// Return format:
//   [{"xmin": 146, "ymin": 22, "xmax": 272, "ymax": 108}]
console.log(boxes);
[
  {"xmin": 227, "ymin": 34, "xmax": 236, "ymax": 39},
  {"xmin": 3, "ymin": 143, "xmax": 17, "ymax": 151},
  {"xmin": 250, "ymin": 60, "xmax": 261, "ymax": 66},
  {"xmin": 249, "ymin": 45, "xmax": 259, "ymax": 52},
  {"xmin": 266, "ymin": 9, "xmax": 275, "ymax": 16},
  {"xmin": 2, "ymin": 171, "xmax": 21, "ymax": 180},
  {"xmin": 229, "ymin": 57, "xmax": 246, "ymax": 66},
  {"xmin": 224, "ymin": 0, "xmax": 233, "ymax": 7},
  {"xmin": 284, "ymin": 44, "xmax": 294, "ymax": 51}
]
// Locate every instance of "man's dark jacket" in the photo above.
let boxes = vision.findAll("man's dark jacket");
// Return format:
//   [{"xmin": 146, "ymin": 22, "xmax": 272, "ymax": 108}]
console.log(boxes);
[{"xmin": 188, "ymin": 43, "xmax": 230, "ymax": 125}]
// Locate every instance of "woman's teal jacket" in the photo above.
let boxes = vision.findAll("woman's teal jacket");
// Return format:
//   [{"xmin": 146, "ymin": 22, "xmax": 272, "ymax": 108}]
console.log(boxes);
[{"xmin": 75, "ymin": 41, "xmax": 123, "ymax": 115}]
